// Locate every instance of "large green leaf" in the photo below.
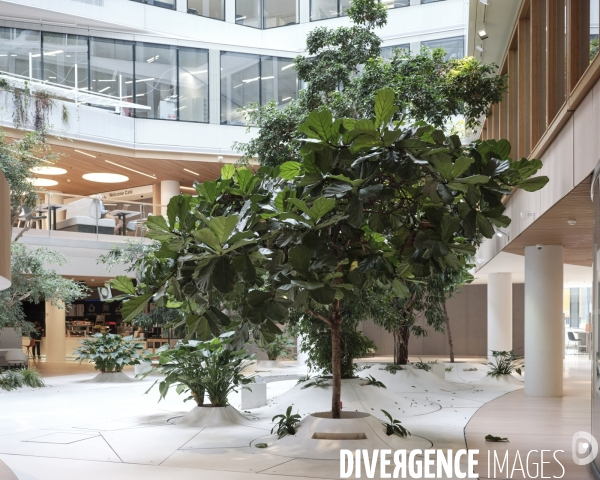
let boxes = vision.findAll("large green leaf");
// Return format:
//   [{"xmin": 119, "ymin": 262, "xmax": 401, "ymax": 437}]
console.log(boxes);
[
  {"xmin": 146, "ymin": 215, "xmax": 170, "ymax": 233},
  {"xmin": 235, "ymin": 168, "xmax": 254, "ymax": 193},
  {"xmin": 280, "ymin": 161, "xmax": 304, "ymax": 180},
  {"xmin": 392, "ymin": 279, "xmax": 410, "ymax": 299},
  {"xmin": 309, "ymin": 285, "xmax": 336, "ymax": 305},
  {"xmin": 193, "ymin": 228, "xmax": 222, "ymax": 252},
  {"xmin": 518, "ymin": 176, "xmax": 549, "ymax": 192},
  {"xmin": 374, "ymin": 89, "xmax": 398, "ymax": 128},
  {"xmin": 451, "ymin": 157, "xmax": 474, "ymax": 179},
  {"xmin": 305, "ymin": 109, "xmax": 333, "ymax": 141},
  {"xmin": 476, "ymin": 213, "xmax": 495, "ymax": 238},
  {"xmin": 208, "ymin": 215, "xmax": 238, "ymax": 244},
  {"xmin": 288, "ymin": 245, "xmax": 312, "ymax": 276},
  {"xmin": 211, "ymin": 256, "xmax": 236, "ymax": 293},
  {"xmin": 308, "ymin": 197, "xmax": 336, "ymax": 221},
  {"xmin": 221, "ymin": 164, "xmax": 235, "ymax": 180},
  {"xmin": 110, "ymin": 276, "xmax": 136, "ymax": 295},
  {"xmin": 121, "ymin": 294, "xmax": 152, "ymax": 322}
]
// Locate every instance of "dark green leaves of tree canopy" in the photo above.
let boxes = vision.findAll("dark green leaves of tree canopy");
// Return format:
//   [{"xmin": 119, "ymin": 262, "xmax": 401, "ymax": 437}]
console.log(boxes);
[{"xmin": 115, "ymin": 89, "xmax": 547, "ymax": 341}]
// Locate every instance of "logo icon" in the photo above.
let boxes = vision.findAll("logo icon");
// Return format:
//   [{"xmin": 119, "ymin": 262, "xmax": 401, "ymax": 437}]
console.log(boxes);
[{"xmin": 572, "ymin": 431, "xmax": 598, "ymax": 465}]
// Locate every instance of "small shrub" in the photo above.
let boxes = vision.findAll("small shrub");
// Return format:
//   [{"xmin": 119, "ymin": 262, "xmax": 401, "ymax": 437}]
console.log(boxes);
[
  {"xmin": 381, "ymin": 409, "xmax": 410, "ymax": 438},
  {"xmin": 0, "ymin": 368, "xmax": 44, "ymax": 391},
  {"xmin": 296, "ymin": 374, "xmax": 311, "ymax": 385},
  {"xmin": 271, "ymin": 406, "xmax": 301, "ymax": 438},
  {"xmin": 300, "ymin": 377, "xmax": 330, "ymax": 389},
  {"xmin": 73, "ymin": 333, "xmax": 147, "ymax": 373},
  {"xmin": 362, "ymin": 374, "xmax": 386, "ymax": 388},
  {"xmin": 413, "ymin": 358, "xmax": 431, "ymax": 372},
  {"xmin": 262, "ymin": 334, "xmax": 296, "ymax": 361},
  {"xmin": 485, "ymin": 351, "xmax": 524, "ymax": 377},
  {"xmin": 380, "ymin": 364, "xmax": 404, "ymax": 374},
  {"xmin": 445, "ymin": 365, "xmax": 454, "ymax": 373},
  {"xmin": 485, "ymin": 434, "xmax": 509, "ymax": 442}
]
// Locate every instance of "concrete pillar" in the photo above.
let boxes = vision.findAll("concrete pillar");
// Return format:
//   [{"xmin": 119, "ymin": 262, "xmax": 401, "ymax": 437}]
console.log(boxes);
[
  {"xmin": 0, "ymin": 172, "xmax": 10, "ymax": 290},
  {"xmin": 524, "ymin": 245, "xmax": 564, "ymax": 397},
  {"xmin": 160, "ymin": 180, "xmax": 180, "ymax": 216},
  {"xmin": 45, "ymin": 301, "xmax": 66, "ymax": 362},
  {"xmin": 487, "ymin": 273, "xmax": 513, "ymax": 358}
]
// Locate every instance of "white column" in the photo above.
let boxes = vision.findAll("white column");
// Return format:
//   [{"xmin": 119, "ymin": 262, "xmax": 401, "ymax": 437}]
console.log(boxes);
[
  {"xmin": 487, "ymin": 273, "xmax": 513, "ymax": 358},
  {"xmin": 296, "ymin": 334, "xmax": 308, "ymax": 367},
  {"xmin": 160, "ymin": 180, "xmax": 180, "ymax": 216},
  {"xmin": 524, "ymin": 245, "xmax": 564, "ymax": 397},
  {"xmin": 45, "ymin": 301, "xmax": 66, "ymax": 362}
]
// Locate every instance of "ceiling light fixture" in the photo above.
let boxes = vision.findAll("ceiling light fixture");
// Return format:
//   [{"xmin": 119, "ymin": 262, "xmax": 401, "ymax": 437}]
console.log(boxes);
[
  {"xmin": 30, "ymin": 178, "xmax": 58, "ymax": 187},
  {"xmin": 43, "ymin": 50, "xmax": 64, "ymax": 56},
  {"xmin": 184, "ymin": 168, "xmax": 200, "ymax": 176},
  {"xmin": 495, "ymin": 229, "xmax": 508, "ymax": 238},
  {"xmin": 82, "ymin": 173, "xmax": 129, "ymax": 183},
  {"xmin": 479, "ymin": 0, "xmax": 490, "ymax": 4},
  {"xmin": 520, "ymin": 211, "xmax": 535, "ymax": 219},
  {"xmin": 180, "ymin": 186, "xmax": 196, "ymax": 191},
  {"xmin": 74, "ymin": 149, "xmax": 96, "ymax": 158},
  {"xmin": 567, "ymin": 219, "xmax": 577, "ymax": 226},
  {"xmin": 30, "ymin": 166, "xmax": 67, "ymax": 175},
  {"xmin": 104, "ymin": 160, "xmax": 156, "ymax": 179},
  {"xmin": 475, "ymin": 45, "xmax": 484, "ymax": 53},
  {"xmin": 477, "ymin": 29, "xmax": 488, "ymax": 40}
]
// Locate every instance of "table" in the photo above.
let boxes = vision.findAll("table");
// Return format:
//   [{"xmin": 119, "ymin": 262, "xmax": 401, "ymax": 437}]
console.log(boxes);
[
  {"xmin": 570, "ymin": 329, "xmax": 590, "ymax": 358},
  {"xmin": 37, "ymin": 203, "xmax": 70, "ymax": 230},
  {"xmin": 109, "ymin": 210, "xmax": 140, "ymax": 236}
]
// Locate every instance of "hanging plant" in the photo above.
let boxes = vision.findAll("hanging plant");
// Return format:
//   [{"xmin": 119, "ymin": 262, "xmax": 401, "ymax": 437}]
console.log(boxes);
[
  {"xmin": 33, "ymin": 91, "xmax": 54, "ymax": 135},
  {"xmin": 62, "ymin": 104, "xmax": 69, "ymax": 126},
  {"xmin": 12, "ymin": 87, "xmax": 31, "ymax": 130}
]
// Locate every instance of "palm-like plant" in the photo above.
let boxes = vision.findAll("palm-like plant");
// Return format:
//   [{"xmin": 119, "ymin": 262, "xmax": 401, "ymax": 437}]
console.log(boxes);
[
  {"xmin": 73, "ymin": 333, "xmax": 147, "ymax": 373},
  {"xmin": 262, "ymin": 334, "xmax": 296, "ymax": 361},
  {"xmin": 0, "ymin": 368, "xmax": 44, "ymax": 391},
  {"xmin": 146, "ymin": 333, "xmax": 255, "ymax": 407},
  {"xmin": 381, "ymin": 409, "xmax": 410, "ymax": 438},
  {"xmin": 486, "ymin": 350, "xmax": 524, "ymax": 377},
  {"xmin": 271, "ymin": 406, "xmax": 301, "ymax": 438},
  {"xmin": 362, "ymin": 374, "xmax": 386, "ymax": 388}
]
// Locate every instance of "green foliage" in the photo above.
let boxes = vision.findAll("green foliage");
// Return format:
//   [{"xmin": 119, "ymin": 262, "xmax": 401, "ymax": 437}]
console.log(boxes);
[
  {"xmin": 73, "ymin": 333, "xmax": 147, "ymax": 373},
  {"xmin": 445, "ymin": 365, "xmax": 454, "ymax": 373},
  {"xmin": 271, "ymin": 406, "xmax": 301, "ymax": 438},
  {"xmin": 145, "ymin": 334, "xmax": 255, "ymax": 407},
  {"xmin": 260, "ymin": 333, "xmax": 296, "ymax": 361},
  {"xmin": 379, "ymin": 364, "xmax": 404, "ymax": 374},
  {"xmin": 133, "ymin": 306, "xmax": 185, "ymax": 328},
  {"xmin": 0, "ymin": 243, "xmax": 88, "ymax": 333},
  {"xmin": 413, "ymin": 358, "xmax": 432, "ymax": 372},
  {"xmin": 0, "ymin": 130, "xmax": 58, "ymax": 224},
  {"xmin": 362, "ymin": 374, "xmax": 386, "ymax": 388},
  {"xmin": 300, "ymin": 377, "xmax": 330, "ymax": 389},
  {"xmin": 381, "ymin": 409, "xmax": 410, "ymax": 438},
  {"xmin": 0, "ymin": 368, "xmax": 45, "ymax": 391},
  {"xmin": 485, "ymin": 350, "xmax": 524, "ymax": 377},
  {"xmin": 485, "ymin": 434, "xmax": 509, "ymax": 442}
]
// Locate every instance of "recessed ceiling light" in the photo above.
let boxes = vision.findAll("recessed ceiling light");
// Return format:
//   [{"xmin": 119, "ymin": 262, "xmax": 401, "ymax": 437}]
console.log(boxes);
[
  {"xmin": 83, "ymin": 173, "xmax": 129, "ymax": 183},
  {"xmin": 30, "ymin": 178, "xmax": 58, "ymax": 187},
  {"xmin": 74, "ymin": 149, "xmax": 97, "ymax": 158},
  {"xmin": 30, "ymin": 166, "xmax": 67, "ymax": 175}
]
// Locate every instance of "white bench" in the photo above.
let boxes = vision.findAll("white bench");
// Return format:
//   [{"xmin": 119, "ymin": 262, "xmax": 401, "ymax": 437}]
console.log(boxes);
[{"xmin": 56, "ymin": 198, "xmax": 116, "ymax": 235}]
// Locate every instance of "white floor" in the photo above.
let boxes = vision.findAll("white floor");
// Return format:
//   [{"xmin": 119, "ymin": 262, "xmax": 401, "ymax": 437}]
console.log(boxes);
[{"xmin": 0, "ymin": 357, "xmax": 568, "ymax": 480}]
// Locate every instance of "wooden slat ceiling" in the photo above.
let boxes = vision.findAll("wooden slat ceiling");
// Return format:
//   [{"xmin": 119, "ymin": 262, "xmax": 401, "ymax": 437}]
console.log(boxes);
[
  {"xmin": 504, "ymin": 176, "xmax": 594, "ymax": 267},
  {"xmin": 12, "ymin": 141, "xmax": 226, "ymax": 197}
]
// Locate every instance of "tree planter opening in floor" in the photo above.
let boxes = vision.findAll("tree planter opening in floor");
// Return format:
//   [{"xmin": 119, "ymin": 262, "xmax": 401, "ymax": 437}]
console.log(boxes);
[{"xmin": 144, "ymin": 333, "xmax": 255, "ymax": 426}]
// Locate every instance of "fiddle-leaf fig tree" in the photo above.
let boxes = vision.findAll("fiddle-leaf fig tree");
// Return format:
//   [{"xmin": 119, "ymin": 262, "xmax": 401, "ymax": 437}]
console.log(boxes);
[{"xmin": 115, "ymin": 89, "xmax": 548, "ymax": 418}]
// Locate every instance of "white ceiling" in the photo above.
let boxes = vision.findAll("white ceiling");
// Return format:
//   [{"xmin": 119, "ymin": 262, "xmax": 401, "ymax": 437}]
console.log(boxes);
[{"xmin": 471, "ymin": 252, "xmax": 594, "ymax": 288}]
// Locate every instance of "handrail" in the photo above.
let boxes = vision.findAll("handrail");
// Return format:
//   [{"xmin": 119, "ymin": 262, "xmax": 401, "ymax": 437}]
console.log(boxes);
[{"xmin": 35, "ymin": 190, "xmax": 167, "ymax": 208}]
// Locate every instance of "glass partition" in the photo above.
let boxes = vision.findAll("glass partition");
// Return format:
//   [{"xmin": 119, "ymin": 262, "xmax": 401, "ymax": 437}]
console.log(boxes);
[
  {"xmin": 42, "ymin": 32, "xmax": 89, "ymax": 89},
  {"xmin": 134, "ymin": 43, "xmax": 178, "ymax": 120},
  {"xmin": 339, "ymin": 0, "xmax": 351, "ymax": 16},
  {"xmin": 236, "ymin": 0, "xmax": 262, "ymax": 28},
  {"xmin": 187, "ymin": 0, "xmax": 225, "ymax": 19},
  {"xmin": 380, "ymin": 0, "xmax": 409, "ymax": 7},
  {"xmin": 311, "ymin": 0, "xmax": 339, "ymax": 20},
  {"xmin": 264, "ymin": 0, "xmax": 298, "ymax": 28},
  {"xmin": 0, "ymin": 27, "xmax": 41, "ymax": 78},
  {"xmin": 221, "ymin": 52, "xmax": 260, "ymax": 124},
  {"xmin": 90, "ymin": 38, "xmax": 134, "ymax": 115},
  {"xmin": 130, "ymin": 0, "xmax": 176, "ymax": 10},
  {"xmin": 381, "ymin": 43, "xmax": 410, "ymax": 61},
  {"xmin": 178, "ymin": 47, "xmax": 209, "ymax": 122},
  {"xmin": 421, "ymin": 36, "xmax": 465, "ymax": 60}
]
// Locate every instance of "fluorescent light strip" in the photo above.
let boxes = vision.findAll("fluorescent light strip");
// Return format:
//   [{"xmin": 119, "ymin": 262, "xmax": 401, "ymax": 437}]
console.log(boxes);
[
  {"xmin": 105, "ymin": 160, "xmax": 156, "ymax": 179},
  {"xmin": 74, "ymin": 149, "xmax": 96, "ymax": 158},
  {"xmin": 184, "ymin": 168, "xmax": 199, "ymax": 176},
  {"xmin": 44, "ymin": 50, "xmax": 64, "ymax": 56},
  {"xmin": 281, "ymin": 63, "xmax": 295, "ymax": 70},
  {"xmin": 180, "ymin": 186, "xmax": 196, "ymax": 191},
  {"xmin": 261, "ymin": 76, "xmax": 274, "ymax": 80}
]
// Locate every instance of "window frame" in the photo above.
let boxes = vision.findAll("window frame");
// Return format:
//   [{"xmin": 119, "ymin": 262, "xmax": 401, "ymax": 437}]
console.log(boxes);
[
  {"xmin": 310, "ymin": 0, "xmax": 409, "ymax": 22},
  {"xmin": 235, "ymin": 0, "xmax": 299, "ymax": 29},
  {"xmin": 186, "ymin": 0, "xmax": 226, "ymax": 21},
  {"xmin": 130, "ymin": 0, "xmax": 177, "ymax": 11}
]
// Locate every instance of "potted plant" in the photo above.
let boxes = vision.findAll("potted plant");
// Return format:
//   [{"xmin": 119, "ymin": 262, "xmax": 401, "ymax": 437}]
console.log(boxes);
[
  {"xmin": 257, "ymin": 333, "xmax": 296, "ymax": 368},
  {"xmin": 144, "ymin": 332, "xmax": 255, "ymax": 426},
  {"xmin": 0, "ymin": 368, "xmax": 44, "ymax": 391},
  {"xmin": 73, "ymin": 333, "xmax": 147, "ymax": 382}
]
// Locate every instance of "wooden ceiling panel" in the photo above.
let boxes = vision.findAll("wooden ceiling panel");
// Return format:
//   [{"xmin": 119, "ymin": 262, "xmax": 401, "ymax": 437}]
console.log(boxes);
[{"xmin": 504, "ymin": 176, "xmax": 594, "ymax": 266}]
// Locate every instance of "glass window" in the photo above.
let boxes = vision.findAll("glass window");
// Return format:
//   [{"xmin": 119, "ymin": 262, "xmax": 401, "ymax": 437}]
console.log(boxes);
[
  {"xmin": 0, "ymin": 27, "xmax": 41, "ymax": 79},
  {"xmin": 339, "ymin": 0, "xmax": 351, "ymax": 16},
  {"xmin": 187, "ymin": 0, "xmax": 225, "ymax": 19},
  {"xmin": 42, "ymin": 32, "xmax": 88, "ymax": 90},
  {"xmin": 379, "ymin": 0, "xmax": 409, "ymax": 7},
  {"xmin": 275, "ymin": 57, "xmax": 297, "ymax": 107},
  {"xmin": 591, "ymin": 0, "xmax": 599, "ymax": 62},
  {"xmin": 264, "ymin": 0, "xmax": 298, "ymax": 28},
  {"xmin": 130, "ymin": 0, "xmax": 176, "ymax": 10},
  {"xmin": 380, "ymin": 44, "xmax": 410, "ymax": 61},
  {"xmin": 178, "ymin": 47, "xmax": 209, "ymax": 122},
  {"xmin": 134, "ymin": 43, "xmax": 178, "ymax": 120},
  {"xmin": 421, "ymin": 36, "xmax": 464, "ymax": 60},
  {"xmin": 310, "ymin": 0, "xmax": 338, "ymax": 20},
  {"xmin": 221, "ymin": 52, "xmax": 260, "ymax": 125},
  {"xmin": 90, "ymin": 38, "xmax": 134, "ymax": 115},
  {"xmin": 236, "ymin": 0, "xmax": 262, "ymax": 28},
  {"xmin": 421, "ymin": 0, "xmax": 446, "ymax": 3}
]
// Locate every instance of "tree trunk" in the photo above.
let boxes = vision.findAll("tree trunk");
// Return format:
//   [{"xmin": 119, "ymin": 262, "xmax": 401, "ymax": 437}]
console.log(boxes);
[
  {"xmin": 443, "ymin": 303, "xmax": 455, "ymax": 363},
  {"xmin": 393, "ymin": 326, "xmax": 410, "ymax": 365},
  {"xmin": 330, "ymin": 299, "xmax": 342, "ymax": 419}
]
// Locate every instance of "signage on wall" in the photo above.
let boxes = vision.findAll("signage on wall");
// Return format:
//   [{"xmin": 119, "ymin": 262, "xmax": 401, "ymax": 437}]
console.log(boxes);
[{"xmin": 102, "ymin": 185, "xmax": 153, "ymax": 201}]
